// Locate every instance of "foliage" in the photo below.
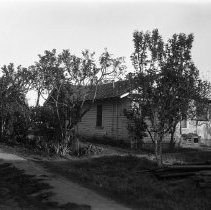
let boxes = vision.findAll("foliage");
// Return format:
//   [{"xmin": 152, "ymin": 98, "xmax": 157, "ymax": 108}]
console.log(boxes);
[
  {"xmin": 80, "ymin": 136, "xmax": 131, "ymax": 149},
  {"xmin": 70, "ymin": 143, "xmax": 104, "ymax": 157},
  {"xmin": 28, "ymin": 106, "xmax": 70, "ymax": 155},
  {"xmin": 0, "ymin": 64, "xmax": 30, "ymax": 142},
  {"xmin": 123, "ymin": 108, "xmax": 148, "ymax": 149},
  {"xmin": 29, "ymin": 49, "xmax": 126, "ymax": 155},
  {"xmin": 128, "ymin": 29, "xmax": 211, "ymax": 166},
  {"xmin": 0, "ymin": 49, "xmax": 125, "ymax": 155}
]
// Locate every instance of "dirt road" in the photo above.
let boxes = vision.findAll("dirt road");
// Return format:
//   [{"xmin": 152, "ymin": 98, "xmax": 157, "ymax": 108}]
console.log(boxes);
[{"xmin": 0, "ymin": 148, "xmax": 131, "ymax": 210}]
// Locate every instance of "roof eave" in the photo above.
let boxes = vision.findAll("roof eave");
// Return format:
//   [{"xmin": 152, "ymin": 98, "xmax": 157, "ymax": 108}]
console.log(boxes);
[{"xmin": 120, "ymin": 92, "xmax": 129, "ymax": 99}]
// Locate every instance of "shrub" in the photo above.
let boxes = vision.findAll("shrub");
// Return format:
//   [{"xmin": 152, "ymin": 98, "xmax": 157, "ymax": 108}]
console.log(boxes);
[
  {"xmin": 123, "ymin": 108, "xmax": 148, "ymax": 149},
  {"xmin": 25, "ymin": 106, "xmax": 66, "ymax": 155},
  {"xmin": 80, "ymin": 136, "xmax": 131, "ymax": 149}
]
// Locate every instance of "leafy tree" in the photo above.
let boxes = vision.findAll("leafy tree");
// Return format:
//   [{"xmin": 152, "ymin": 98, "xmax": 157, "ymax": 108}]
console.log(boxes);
[
  {"xmin": 30, "ymin": 49, "xmax": 125, "ymax": 155},
  {"xmin": 0, "ymin": 64, "xmax": 30, "ymax": 141},
  {"xmin": 124, "ymin": 107, "xmax": 148, "ymax": 149},
  {"xmin": 129, "ymin": 29, "xmax": 210, "ymax": 166}
]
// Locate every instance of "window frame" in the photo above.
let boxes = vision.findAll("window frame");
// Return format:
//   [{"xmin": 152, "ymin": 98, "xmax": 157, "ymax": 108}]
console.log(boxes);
[
  {"xmin": 96, "ymin": 104, "xmax": 103, "ymax": 127},
  {"xmin": 181, "ymin": 119, "xmax": 187, "ymax": 128}
]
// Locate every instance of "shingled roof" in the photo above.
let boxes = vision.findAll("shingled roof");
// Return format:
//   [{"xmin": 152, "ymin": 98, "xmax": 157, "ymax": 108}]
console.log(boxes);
[
  {"xmin": 86, "ymin": 80, "xmax": 130, "ymax": 100},
  {"xmin": 44, "ymin": 80, "xmax": 131, "ymax": 106}
]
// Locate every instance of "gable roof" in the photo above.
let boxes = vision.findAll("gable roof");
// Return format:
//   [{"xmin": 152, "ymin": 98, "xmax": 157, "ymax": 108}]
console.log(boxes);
[
  {"xmin": 86, "ymin": 80, "xmax": 130, "ymax": 100},
  {"xmin": 44, "ymin": 80, "xmax": 131, "ymax": 106}
]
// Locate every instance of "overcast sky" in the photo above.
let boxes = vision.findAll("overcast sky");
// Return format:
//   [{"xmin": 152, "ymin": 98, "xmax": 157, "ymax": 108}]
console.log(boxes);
[{"xmin": 0, "ymin": 0, "xmax": 211, "ymax": 104}]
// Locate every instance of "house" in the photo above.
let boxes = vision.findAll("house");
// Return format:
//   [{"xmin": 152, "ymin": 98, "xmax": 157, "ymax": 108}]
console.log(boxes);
[
  {"xmin": 76, "ymin": 80, "xmax": 172, "ymax": 148},
  {"xmin": 44, "ymin": 80, "xmax": 133, "ymax": 142},
  {"xmin": 44, "ymin": 80, "xmax": 174, "ymax": 147},
  {"xmin": 76, "ymin": 80, "xmax": 131, "ymax": 142},
  {"xmin": 45, "ymin": 80, "xmax": 211, "ymax": 148},
  {"xmin": 78, "ymin": 81, "xmax": 211, "ymax": 148},
  {"xmin": 176, "ymin": 103, "xmax": 211, "ymax": 147}
]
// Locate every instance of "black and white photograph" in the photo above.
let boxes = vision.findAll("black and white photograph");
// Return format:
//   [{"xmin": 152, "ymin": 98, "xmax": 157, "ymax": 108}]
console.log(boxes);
[{"xmin": 0, "ymin": 0, "xmax": 211, "ymax": 209}]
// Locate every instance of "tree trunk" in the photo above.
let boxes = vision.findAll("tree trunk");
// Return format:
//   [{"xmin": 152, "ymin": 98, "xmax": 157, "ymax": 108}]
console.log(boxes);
[
  {"xmin": 0, "ymin": 117, "xmax": 2, "ymax": 140},
  {"xmin": 169, "ymin": 122, "xmax": 177, "ymax": 151},
  {"xmin": 70, "ymin": 126, "xmax": 80, "ymax": 154},
  {"xmin": 154, "ymin": 133, "xmax": 163, "ymax": 167},
  {"xmin": 169, "ymin": 131, "xmax": 175, "ymax": 151},
  {"xmin": 36, "ymin": 90, "xmax": 41, "ymax": 107},
  {"xmin": 55, "ymin": 100, "xmax": 64, "ymax": 140},
  {"xmin": 155, "ymin": 142, "xmax": 163, "ymax": 167},
  {"xmin": 0, "ymin": 117, "xmax": 5, "ymax": 141},
  {"xmin": 0, "ymin": 100, "xmax": 4, "ymax": 140}
]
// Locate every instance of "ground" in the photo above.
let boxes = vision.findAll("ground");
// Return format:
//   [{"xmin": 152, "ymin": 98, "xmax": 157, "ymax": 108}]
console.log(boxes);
[
  {"xmin": 0, "ymin": 144, "xmax": 130, "ymax": 210},
  {"xmin": 0, "ymin": 142, "xmax": 211, "ymax": 210}
]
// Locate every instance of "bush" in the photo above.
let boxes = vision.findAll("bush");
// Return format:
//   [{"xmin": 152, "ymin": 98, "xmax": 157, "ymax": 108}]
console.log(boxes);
[
  {"xmin": 123, "ymin": 108, "xmax": 148, "ymax": 149},
  {"xmin": 70, "ymin": 144, "xmax": 104, "ymax": 157},
  {"xmin": 80, "ymin": 136, "xmax": 131, "ymax": 149},
  {"xmin": 19, "ymin": 106, "xmax": 65, "ymax": 155}
]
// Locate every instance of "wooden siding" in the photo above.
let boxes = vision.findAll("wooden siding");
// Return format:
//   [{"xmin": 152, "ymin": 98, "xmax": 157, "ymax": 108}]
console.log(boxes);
[
  {"xmin": 77, "ymin": 98, "xmax": 130, "ymax": 141},
  {"xmin": 77, "ymin": 98, "xmax": 172, "ymax": 143}
]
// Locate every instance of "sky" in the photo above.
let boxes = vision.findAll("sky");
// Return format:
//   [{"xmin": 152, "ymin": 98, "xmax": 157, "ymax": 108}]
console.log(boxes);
[{"xmin": 0, "ymin": 0, "xmax": 211, "ymax": 104}]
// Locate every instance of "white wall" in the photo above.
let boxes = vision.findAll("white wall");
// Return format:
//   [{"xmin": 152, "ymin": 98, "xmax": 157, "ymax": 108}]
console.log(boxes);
[{"xmin": 175, "ymin": 120, "xmax": 211, "ymax": 146}]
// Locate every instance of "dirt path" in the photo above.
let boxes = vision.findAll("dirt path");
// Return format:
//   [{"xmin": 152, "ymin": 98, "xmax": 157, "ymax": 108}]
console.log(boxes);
[{"xmin": 0, "ymin": 148, "xmax": 131, "ymax": 210}]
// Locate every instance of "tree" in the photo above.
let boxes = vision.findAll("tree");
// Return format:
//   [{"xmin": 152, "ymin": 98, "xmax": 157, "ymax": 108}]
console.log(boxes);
[
  {"xmin": 0, "ymin": 64, "xmax": 30, "ymax": 141},
  {"xmin": 124, "ymin": 107, "xmax": 148, "ymax": 149},
  {"xmin": 129, "ymin": 29, "xmax": 210, "ymax": 166},
  {"xmin": 29, "ymin": 49, "xmax": 126, "ymax": 155}
]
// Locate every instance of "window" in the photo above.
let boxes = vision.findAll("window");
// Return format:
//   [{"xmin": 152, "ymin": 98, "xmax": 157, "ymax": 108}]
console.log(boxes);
[
  {"xmin": 96, "ymin": 104, "xmax": 102, "ymax": 127},
  {"xmin": 181, "ymin": 119, "xmax": 187, "ymax": 128},
  {"xmin": 194, "ymin": 137, "xmax": 199, "ymax": 143}
]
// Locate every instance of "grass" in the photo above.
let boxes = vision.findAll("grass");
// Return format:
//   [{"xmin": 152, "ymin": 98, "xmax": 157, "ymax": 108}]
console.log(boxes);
[
  {"xmin": 39, "ymin": 155, "xmax": 211, "ymax": 210},
  {"xmin": 0, "ymin": 141, "xmax": 62, "ymax": 161},
  {"xmin": 0, "ymin": 161, "xmax": 91, "ymax": 210},
  {"xmin": 81, "ymin": 135, "xmax": 210, "ymax": 154},
  {"xmin": 80, "ymin": 136, "xmax": 131, "ymax": 149},
  {"xmin": 1, "ymin": 141, "xmax": 211, "ymax": 209},
  {"xmin": 162, "ymin": 150, "xmax": 211, "ymax": 164}
]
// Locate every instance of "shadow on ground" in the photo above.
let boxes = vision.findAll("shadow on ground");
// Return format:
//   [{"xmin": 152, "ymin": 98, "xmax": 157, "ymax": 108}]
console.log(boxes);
[
  {"xmin": 37, "ymin": 155, "xmax": 211, "ymax": 210},
  {"xmin": 0, "ymin": 160, "xmax": 91, "ymax": 210}
]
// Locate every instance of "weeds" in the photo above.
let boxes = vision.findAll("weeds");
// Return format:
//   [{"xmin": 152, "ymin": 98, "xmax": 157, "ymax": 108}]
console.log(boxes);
[{"xmin": 39, "ymin": 155, "xmax": 211, "ymax": 210}]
